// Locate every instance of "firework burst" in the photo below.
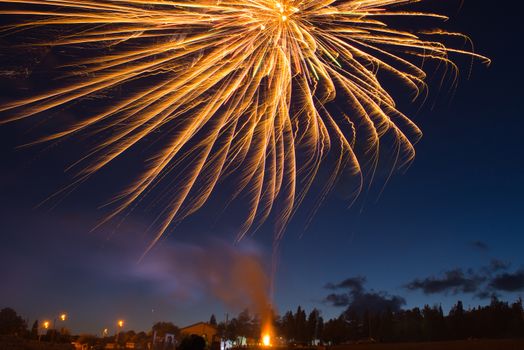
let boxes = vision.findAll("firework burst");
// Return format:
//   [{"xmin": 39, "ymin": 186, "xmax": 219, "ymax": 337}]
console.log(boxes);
[{"xmin": 0, "ymin": 0, "xmax": 489, "ymax": 250}]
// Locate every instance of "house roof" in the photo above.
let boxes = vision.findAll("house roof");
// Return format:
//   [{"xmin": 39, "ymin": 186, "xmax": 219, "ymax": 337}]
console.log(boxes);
[{"xmin": 180, "ymin": 322, "xmax": 217, "ymax": 331}]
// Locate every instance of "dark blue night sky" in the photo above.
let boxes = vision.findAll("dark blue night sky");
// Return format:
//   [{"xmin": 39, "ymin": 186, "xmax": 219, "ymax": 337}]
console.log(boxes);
[{"xmin": 1, "ymin": 0, "xmax": 523, "ymax": 335}]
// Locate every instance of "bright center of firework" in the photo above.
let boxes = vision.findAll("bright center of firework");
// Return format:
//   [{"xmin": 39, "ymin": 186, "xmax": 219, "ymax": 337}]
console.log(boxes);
[
  {"xmin": 262, "ymin": 334, "xmax": 271, "ymax": 346},
  {"xmin": 274, "ymin": 1, "xmax": 296, "ymax": 21}
]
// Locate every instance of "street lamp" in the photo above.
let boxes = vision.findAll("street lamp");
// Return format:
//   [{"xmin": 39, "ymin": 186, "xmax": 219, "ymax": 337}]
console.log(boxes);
[
  {"xmin": 39, "ymin": 321, "xmax": 50, "ymax": 342},
  {"xmin": 116, "ymin": 319, "xmax": 124, "ymax": 345},
  {"xmin": 53, "ymin": 312, "xmax": 67, "ymax": 329},
  {"xmin": 51, "ymin": 312, "xmax": 67, "ymax": 343}
]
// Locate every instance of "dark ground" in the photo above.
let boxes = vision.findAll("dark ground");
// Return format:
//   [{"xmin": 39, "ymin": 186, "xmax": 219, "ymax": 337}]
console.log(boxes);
[
  {"xmin": 0, "ymin": 337, "xmax": 73, "ymax": 350},
  {"xmin": 329, "ymin": 339, "xmax": 524, "ymax": 350}
]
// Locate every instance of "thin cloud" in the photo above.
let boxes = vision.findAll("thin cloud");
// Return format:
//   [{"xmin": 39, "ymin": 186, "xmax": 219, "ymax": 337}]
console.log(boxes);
[
  {"xmin": 324, "ymin": 276, "xmax": 405, "ymax": 314},
  {"xmin": 404, "ymin": 269, "xmax": 485, "ymax": 295},
  {"xmin": 486, "ymin": 259, "xmax": 511, "ymax": 273},
  {"xmin": 325, "ymin": 276, "xmax": 366, "ymax": 292},
  {"xmin": 471, "ymin": 240, "xmax": 489, "ymax": 251},
  {"xmin": 405, "ymin": 261, "xmax": 521, "ymax": 298},
  {"xmin": 489, "ymin": 269, "xmax": 524, "ymax": 292}
]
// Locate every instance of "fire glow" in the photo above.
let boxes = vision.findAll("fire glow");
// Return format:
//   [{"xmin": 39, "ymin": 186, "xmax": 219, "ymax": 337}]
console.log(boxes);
[
  {"xmin": 262, "ymin": 333, "xmax": 271, "ymax": 347},
  {"xmin": 261, "ymin": 319, "xmax": 273, "ymax": 347}
]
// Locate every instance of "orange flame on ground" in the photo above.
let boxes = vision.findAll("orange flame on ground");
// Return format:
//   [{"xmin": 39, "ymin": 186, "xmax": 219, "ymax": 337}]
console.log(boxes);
[
  {"xmin": 262, "ymin": 334, "xmax": 271, "ymax": 347},
  {"xmin": 261, "ymin": 320, "xmax": 273, "ymax": 347}
]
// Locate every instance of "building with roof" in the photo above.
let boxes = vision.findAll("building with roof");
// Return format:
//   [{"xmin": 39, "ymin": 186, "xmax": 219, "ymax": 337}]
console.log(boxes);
[{"xmin": 180, "ymin": 322, "xmax": 218, "ymax": 344}]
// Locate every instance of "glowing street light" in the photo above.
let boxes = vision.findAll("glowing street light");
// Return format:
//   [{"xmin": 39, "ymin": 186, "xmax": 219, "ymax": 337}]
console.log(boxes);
[
  {"xmin": 52, "ymin": 312, "xmax": 67, "ymax": 331},
  {"xmin": 50, "ymin": 312, "xmax": 67, "ymax": 328},
  {"xmin": 47, "ymin": 312, "xmax": 68, "ymax": 343},
  {"xmin": 115, "ymin": 320, "xmax": 125, "ymax": 344},
  {"xmin": 39, "ymin": 321, "xmax": 51, "ymax": 342}
]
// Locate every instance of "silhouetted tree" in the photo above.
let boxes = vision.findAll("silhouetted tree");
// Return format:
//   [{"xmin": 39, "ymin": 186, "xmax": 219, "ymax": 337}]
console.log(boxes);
[
  {"xmin": 77, "ymin": 334, "xmax": 98, "ymax": 347},
  {"xmin": 422, "ymin": 305, "xmax": 445, "ymax": 341},
  {"xmin": 179, "ymin": 334, "xmax": 206, "ymax": 350},
  {"xmin": 448, "ymin": 300, "xmax": 465, "ymax": 339},
  {"xmin": 321, "ymin": 316, "xmax": 349, "ymax": 344},
  {"xmin": 152, "ymin": 321, "xmax": 180, "ymax": 338},
  {"xmin": 132, "ymin": 331, "xmax": 149, "ymax": 348},
  {"xmin": 0, "ymin": 308, "xmax": 27, "ymax": 336},
  {"xmin": 209, "ymin": 314, "xmax": 217, "ymax": 326},
  {"xmin": 294, "ymin": 306, "xmax": 307, "ymax": 342},
  {"xmin": 377, "ymin": 307, "xmax": 394, "ymax": 342},
  {"xmin": 280, "ymin": 311, "xmax": 294, "ymax": 341},
  {"xmin": 223, "ymin": 318, "xmax": 239, "ymax": 342},
  {"xmin": 236, "ymin": 309, "xmax": 256, "ymax": 338},
  {"xmin": 509, "ymin": 298, "xmax": 524, "ymax": 336},
  {"xmin": 30, "ymin": 320, "xmax": 39, "ymax": 339},
  {"xmin": 306, "ymin": 309, "xmax": 323, "ymax": 343}
]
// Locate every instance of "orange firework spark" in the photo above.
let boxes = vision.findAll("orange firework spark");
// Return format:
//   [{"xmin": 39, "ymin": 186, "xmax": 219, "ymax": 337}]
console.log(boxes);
[{"xmin": 0, "ymin": 0, "xmax": 489, "ymax": 251}]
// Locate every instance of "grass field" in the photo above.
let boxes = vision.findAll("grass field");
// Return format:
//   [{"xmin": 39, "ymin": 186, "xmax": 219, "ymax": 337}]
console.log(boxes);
[{"xmin": 331, "ymin": 339, "xmax": 524, "ymax": 350}]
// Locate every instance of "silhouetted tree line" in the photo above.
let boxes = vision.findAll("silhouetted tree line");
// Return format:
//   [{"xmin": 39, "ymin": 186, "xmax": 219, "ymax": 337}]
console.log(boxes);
[
  {"xmin": 217, "ymin": 298, "xmax": 524, "ymax": 344},
  {"xmin": 312, "ymin": 297, "xmax": 524, "ymax": 344},
  {"xmin": 0, "ymin": 308, "xmax": 26, "ymax": 337},
  {"xmin": 218, "ymin": 309, "xmax": 263, "ymax": 341},
  {"xmin": 278, "ymin": 307, "xmax": 323, "ymax": 344},
  {"xmin": 3, "ymin": 297, "xmax": 524, "ymax": 347}
]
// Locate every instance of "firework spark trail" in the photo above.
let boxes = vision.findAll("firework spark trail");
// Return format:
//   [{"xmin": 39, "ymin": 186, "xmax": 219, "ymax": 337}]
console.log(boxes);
[{"xmin": 0, "ymin": 0, "xmax": 489, "ymax": 252}]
